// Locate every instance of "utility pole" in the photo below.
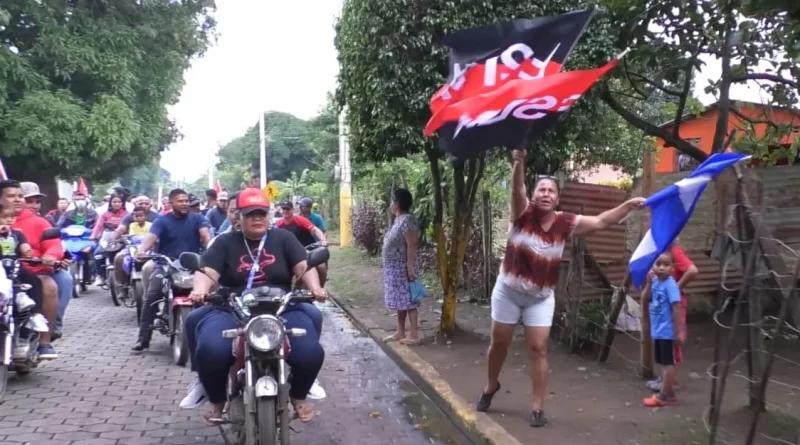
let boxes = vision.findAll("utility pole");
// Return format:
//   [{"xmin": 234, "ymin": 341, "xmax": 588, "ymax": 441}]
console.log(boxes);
[
  {"xmin": 338, "ymin": 106, "xmax": 352, "ymax": 247},
  {"xmin": 259, "ymin": 112, "xmax": 267, "ymax": 189}
]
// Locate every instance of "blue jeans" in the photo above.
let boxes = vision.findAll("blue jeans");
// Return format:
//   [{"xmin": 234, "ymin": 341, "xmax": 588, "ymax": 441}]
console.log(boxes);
[
  {"xmin": 185, "ymin": 303, "xmax": 325, "ymax": 404},
  {"xmin": 93, "ymin": 245, "xmax": 106, "ymax": 279},
  {"xmin": 51, "ymin": 269, "xmax": 74, "ymax": 331}
]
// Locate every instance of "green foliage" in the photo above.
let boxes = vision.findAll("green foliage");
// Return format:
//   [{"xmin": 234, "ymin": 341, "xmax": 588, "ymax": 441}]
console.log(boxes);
[
  {"xmin": 601, "ymin": 0, "xmax": 799, "ymax": 164},
  {"xmin": 0, "ymin": 0, "xmax": 216, "ymax": 181},
  {"xmin": 336, "ymin": 0, "xmax": 646, "ymax": 173}
]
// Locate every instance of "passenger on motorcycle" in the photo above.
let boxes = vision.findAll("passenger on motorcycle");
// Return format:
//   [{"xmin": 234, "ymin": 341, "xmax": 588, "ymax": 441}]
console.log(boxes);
[
  {"xmin": 181, "ymin": 187, "xmax": 326, "ymax": 424},
  {"xmin": 274, "ymin": 201, "xmax": 328, "ymax": 286},
  {"xmin": 133, "ymin": 188, "xmax": 212, "ymax": 351},
  {"xmin": 297, "ymin": 197, "xmax": 326, "ymax": 234},
  {"xmin": 2, "ymin": 180, "xmax": 64, "ymax": 358},
  {"xmin": 45, "ymin": 198, "xmax": 69, "ymax": 226},
  {"xmin": 56, "ymin": 192, "xmax": 98, "ymax": 229},
  {"xmin": 130, "ymin": 196, "xmax": 160, "ymax": 222},
  {"xmin": 89, "ymin": 194, "xmax": 129, "ymax": 286},
  {"xmin": 204, "ymin": 191, "xmax": 228, "ymax": 232},
  {"xmin": 216, "ymin": 191, "xmax": 239, "ymax": 234}
]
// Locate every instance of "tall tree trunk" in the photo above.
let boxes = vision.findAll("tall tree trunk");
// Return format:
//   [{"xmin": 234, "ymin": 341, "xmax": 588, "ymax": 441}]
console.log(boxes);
[{"xmin": 425, "ymin": 146, "xmax": 486, "ymax": 335}]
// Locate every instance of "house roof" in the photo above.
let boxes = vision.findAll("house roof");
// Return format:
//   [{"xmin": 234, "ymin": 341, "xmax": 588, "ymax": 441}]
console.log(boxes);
[{"xmin": 657, "ymin": 99, "xmax": 800, "ymax": 129}]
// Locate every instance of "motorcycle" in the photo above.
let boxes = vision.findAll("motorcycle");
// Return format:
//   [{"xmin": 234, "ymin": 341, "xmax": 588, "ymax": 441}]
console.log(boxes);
[
  {"xmin": 139, "ymin": 253, "xmax": 194, "ymax": 366},
  {"xmin": 179, "ymin": 245, "xmax": 330, "ymax": 445},
  {"xmin": 122, "ymin": 236, "xmax": 146, "ymax": 323},
  {"xmin": 0, "ymin": 228, "xmax": 62, "ymax": 400},
  {"xmin": 95, "ymin": 223, "xmax": 121, "ymax": 305},
  {"xmin": 60, "ymin": 224, "xmax": 96, "ymax": 299}
]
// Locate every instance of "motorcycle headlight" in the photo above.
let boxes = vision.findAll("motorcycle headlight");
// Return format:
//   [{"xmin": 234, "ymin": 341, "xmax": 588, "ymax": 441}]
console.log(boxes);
[
  {"xmin": 172, "ymin": 273, "xmax": 194, "ymax": 289},
  {"xmin": 245, "ymin": 315, "xmax": 284, "ymax": 352}
]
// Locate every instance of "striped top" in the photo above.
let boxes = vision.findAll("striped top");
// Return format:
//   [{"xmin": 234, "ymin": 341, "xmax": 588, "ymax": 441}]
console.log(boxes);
[{"xmin": 498, "ymin": 203, "xmax": 581, "ymax": 299}]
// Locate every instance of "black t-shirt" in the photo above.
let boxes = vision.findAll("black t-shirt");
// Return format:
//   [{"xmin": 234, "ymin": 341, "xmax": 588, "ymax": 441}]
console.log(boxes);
[
  {"xmin": 201, "ymin": 228, "xmax": 307, "ymax": 292},
  {"xmin": 0, "ymin": 229, "xmax": 27, "ymax": 260}
]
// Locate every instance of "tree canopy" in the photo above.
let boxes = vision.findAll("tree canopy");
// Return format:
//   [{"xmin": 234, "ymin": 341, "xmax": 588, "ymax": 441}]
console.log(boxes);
[
  {"xmin": 600, "ymin": 0, "xmax": 799, "ymax": 163},
  {"xmin": 335, "ymin": 0, "xmax": 648, "ymax": 174},
  {"xmin": 0, "ymin": 0, "xmax": 216, "ymax": 191}
]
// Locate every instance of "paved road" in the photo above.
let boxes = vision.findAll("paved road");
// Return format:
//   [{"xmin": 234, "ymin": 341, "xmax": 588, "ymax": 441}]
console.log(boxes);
[{"xmin": 0, "ymin": 288, "xmax": 467, "ymax": 445}]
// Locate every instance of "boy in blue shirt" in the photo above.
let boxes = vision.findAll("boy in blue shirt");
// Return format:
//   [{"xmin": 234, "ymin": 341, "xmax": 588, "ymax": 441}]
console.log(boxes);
[{"xmin": 642, "ymin": 250, "xmax": 683, "ymax": 407}]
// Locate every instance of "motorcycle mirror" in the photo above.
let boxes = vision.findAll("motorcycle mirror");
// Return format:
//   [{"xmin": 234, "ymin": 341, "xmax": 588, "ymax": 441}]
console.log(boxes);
[
  {"xmin": 41, "ymin": 228, "xmax": 61, "ymax": 241},
  {"xmin": 306, "ymin": 247, "xmax": 329, "ymax": 269},
  {"xmin": 179, "ymin": 252, "xmax": 203, "ymax": 272}
]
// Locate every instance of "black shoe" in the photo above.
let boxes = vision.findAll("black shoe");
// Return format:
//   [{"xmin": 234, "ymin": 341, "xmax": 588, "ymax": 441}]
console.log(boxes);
[
  {"xmin": 52, "ymin": 331, "xmax": 63, "ymax": 341},
  {"xmin": 132, "ymin": 338, "xmax": 150, "ymax": 352},
  {"xmin": 476, "ymin": 382, "xmax": 501, "ymax": 413},
  {"xmin": 530, "ymin": 410, "xmax": 548, "ymax": 428}
]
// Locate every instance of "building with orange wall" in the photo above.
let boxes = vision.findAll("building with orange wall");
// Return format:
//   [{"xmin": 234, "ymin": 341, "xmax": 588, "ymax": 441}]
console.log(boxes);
[{"xmin": 655, "ymin": 100, "xmax": 800, "ymax": 173}]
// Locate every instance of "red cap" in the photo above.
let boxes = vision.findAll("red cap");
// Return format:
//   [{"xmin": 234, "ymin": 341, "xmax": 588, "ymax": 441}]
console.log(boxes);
[{"xmin": 237, "ymin": 188, "xmax": 270, "ymax": 215}]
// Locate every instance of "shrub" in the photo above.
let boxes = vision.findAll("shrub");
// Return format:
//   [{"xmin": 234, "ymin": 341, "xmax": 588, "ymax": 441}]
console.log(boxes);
[{"xmin": 351, "ymin": 201, "xmax": 383, "ymax": 255}]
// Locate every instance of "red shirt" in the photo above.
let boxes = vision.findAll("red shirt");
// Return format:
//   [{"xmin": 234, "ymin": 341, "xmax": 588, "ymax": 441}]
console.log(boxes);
[
  {"xmin": 670, "ymin": 245, "xmax": 694, "ymax": 303},
  {"xmin": 12, "ymin": 209, "xmax": 64, "ymax": 274}
]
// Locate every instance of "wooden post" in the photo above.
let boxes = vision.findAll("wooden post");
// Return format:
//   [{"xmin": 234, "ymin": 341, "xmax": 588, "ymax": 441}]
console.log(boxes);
[
  {"xmin": 639, "ymin": 149, "xmax": 656, "ymax": 378},
  {"xmin": 481, "ymin": 191, "xmax": 492, "ymax": 301},
  {"xmin": 569, "ymin": 236, "xmax": 586, "ymax": 353},
  {"xmin": 597, "ymin": 272, "xmax": 632, "ymax": 362}
]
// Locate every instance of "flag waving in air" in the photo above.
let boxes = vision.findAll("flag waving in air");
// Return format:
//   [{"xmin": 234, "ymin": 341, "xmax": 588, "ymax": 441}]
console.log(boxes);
[
  {"xmin": 425, "ymin": 9, "xmax": 619, "ymax": 160},
  {"xmin": 629, "ymin": 152, "xmax": 751, "ymax": 288}
]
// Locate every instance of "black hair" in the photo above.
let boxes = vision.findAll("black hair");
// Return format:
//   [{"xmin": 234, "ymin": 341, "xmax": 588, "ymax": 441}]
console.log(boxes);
[
  {"xmin": 205, "ymin": 189, "xmax": 217, "ymax": 199},
  {"xmin": 0, "ymin": 180, "xmax": 21, "ymax": 198},
  {"xmin": 169, "ymin": 188, "xmax": 188, "ymax": 200},
  {"xmin": 133, "ymin": 206, "xmax": 148, "ymax": 214},
  {"xmin": 392, "ymin": 188, "xmax": 413, "ymax": 212},
  {"xmin": 229, "ymin": 192, "xmax": 240, "ymax": 208}
]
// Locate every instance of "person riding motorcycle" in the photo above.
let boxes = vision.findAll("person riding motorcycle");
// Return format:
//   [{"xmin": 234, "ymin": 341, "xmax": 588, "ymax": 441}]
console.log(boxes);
[
  {"xmin": 204, "ymin": 191, "xmax": 228, "ymax": 232},
  {"xmin": 57, "ymin": 191, "xmax": 98, "ymax": 229},
  {"xmin": 216, "ymin": 191, "xmax": 240, "ymax": 234},
  {"xmin": 297, "ymin": 197, "xmax": 326, "ymax": 234},
  {"xmin": 45, "ymin": 198, "xmax": 69, "ymax": 226},
  {"xmin": 2, "ymin": 180, "xmax": 63, "ymax": 358},
  {"xmin": 180, "ymin": 187, "xmax": 326, "ymax": 424},
  {"xmin": 89, "ymin": 194, "xmax": 129, "ymax": 286},
  {"xmin": 132, "ymin": 188, "xmax": 212, "ymax": 351},
  {"xmin": 274, "ymin": 201, "xmax": 328, "ymax": 286}
]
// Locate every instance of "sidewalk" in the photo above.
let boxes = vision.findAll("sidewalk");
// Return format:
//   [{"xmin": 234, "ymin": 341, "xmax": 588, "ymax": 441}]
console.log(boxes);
[{"xmin": 327, "ymin": 247, "xmax": 800, "ymax": 445}]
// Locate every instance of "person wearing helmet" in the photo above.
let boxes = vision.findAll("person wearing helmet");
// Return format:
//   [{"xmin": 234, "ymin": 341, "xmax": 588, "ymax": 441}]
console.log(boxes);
[{"xmin": 297, "ymin": 197, "xmax": 326, "ymax": 234}]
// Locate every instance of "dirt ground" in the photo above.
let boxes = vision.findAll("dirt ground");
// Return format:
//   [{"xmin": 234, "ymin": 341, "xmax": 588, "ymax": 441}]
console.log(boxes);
[{"xmin": 328, "ymin": 247, "xmax": 800, "ymax": 445}]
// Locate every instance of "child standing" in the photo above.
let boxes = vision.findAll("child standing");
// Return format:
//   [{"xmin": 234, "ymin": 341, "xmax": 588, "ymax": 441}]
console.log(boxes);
[
  {"xmin": 128, "ymin": 206, "xmax": 152, "ymax": 236},
  {"xmin": 642, "ymin": 251, "xmax": 683, "ymax": 407}
]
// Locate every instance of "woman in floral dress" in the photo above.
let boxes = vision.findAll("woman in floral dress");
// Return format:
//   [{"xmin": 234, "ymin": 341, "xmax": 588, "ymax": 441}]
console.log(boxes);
[{"xmin": 381, "ymin": 189, "xmax": 420, "ymax": 345}]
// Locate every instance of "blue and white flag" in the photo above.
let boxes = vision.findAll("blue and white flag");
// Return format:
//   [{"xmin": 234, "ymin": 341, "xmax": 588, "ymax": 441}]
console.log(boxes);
[{"xmin": 629, "ymin": 152, "xmax": 750, "ymax": 288}]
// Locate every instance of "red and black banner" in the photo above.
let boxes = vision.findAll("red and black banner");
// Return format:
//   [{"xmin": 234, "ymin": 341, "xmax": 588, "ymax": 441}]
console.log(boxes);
[{"xmin": 426, "ymin": 9, "xmax": 614, "ymax": 161}]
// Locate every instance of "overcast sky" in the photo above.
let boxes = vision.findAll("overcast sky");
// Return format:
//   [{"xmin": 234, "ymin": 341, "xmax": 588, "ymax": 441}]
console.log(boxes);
[
  {"xmin": 161, "ymin": 4, "xmax": 767, "ymax": 182},
  {"xmin": 161, "ymin": 0, "xmax": 342, "ymax": 182}
]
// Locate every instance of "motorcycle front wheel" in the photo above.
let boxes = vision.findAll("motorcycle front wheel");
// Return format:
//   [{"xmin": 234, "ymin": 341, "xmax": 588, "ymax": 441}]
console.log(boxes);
[
  {"xmin": 0, "ymin": 361, "xmax": 8, "ymax": 401},
  {"xmin": 109, "ymin": 273, "xmax": 120, "ymax": 306},
  {"xmin": 257, "ymin": 397, "xmax": 279, "ymax": 445},
  {"xmin": 172, "ymin": 307, "xmax": 191, "ymax": 367},
  {"xmin": 133, "ymin": 281, "xmax": 144, "ymax": 324}
]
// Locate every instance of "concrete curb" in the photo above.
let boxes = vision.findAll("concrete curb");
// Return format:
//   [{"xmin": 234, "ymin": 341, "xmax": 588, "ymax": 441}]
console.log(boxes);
[{"xmin": 328, "ymin": 293, "xmax": 523, "ymax": 445}]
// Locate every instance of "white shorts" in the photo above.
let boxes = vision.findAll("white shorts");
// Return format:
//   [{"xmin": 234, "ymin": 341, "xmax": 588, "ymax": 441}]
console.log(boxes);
[{"xmin": 491, "ymin": 280, "xmax": 555, "ymax": 327}]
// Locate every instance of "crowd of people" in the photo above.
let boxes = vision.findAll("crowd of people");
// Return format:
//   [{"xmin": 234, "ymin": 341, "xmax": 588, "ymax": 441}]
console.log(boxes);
[{"xmin": 0, "ymin": 177, "xmax": 333, "ymax": 423}]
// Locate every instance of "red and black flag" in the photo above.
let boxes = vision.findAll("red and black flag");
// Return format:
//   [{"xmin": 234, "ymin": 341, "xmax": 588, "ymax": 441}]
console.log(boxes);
[{"xmin": 426, "ymin": 9, "xmax": 614, "ymax": 160}]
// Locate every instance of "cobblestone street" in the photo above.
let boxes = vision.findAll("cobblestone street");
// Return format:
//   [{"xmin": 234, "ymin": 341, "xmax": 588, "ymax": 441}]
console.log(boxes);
[{"xmin": 0, "ymin": 288, "xmax": 465, "ymax": 445}]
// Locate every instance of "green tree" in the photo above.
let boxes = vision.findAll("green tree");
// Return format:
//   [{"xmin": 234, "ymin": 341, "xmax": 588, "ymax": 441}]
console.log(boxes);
[
  {"xmin": 600, "ymin": 0, "xmax": 799, "ymax": 164},
  {"xmin": 0, "ymin": 0, "xmax": 215, "ymax": 209},
  {"xmin": 215, "ymin": 112, "xmax": 315, "ymax": 185},
  {"xmin": 336, "ymin": 0, "xmax": 642, "ymax": 333},
  {"xmin": 118, "ymin": 162, "xmax": 172, "ymax": 197}
]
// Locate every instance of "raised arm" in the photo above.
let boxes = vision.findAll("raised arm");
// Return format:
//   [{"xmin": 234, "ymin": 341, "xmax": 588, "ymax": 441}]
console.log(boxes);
[{"xmin": 510, "ymin": 149, "xmax": 528, "ymax": 221}]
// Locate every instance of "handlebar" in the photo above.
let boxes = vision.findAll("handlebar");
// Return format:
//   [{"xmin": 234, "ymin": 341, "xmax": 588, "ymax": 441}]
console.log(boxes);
[{"xmin": 17, "ymin": 258, "xmax": 65, "ymax": 269}]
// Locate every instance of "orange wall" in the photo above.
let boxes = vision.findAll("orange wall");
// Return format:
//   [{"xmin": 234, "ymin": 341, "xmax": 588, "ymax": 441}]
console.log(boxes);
[{"xmin": 655, "ymin": 106, "xmax": 800, "ymax": 173}]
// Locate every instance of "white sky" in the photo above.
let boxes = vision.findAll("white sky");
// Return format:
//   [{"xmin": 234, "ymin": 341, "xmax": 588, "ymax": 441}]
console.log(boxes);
[{"xmin": 161, "ymin": 0, "xmax": 342, "ymax": 182}]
